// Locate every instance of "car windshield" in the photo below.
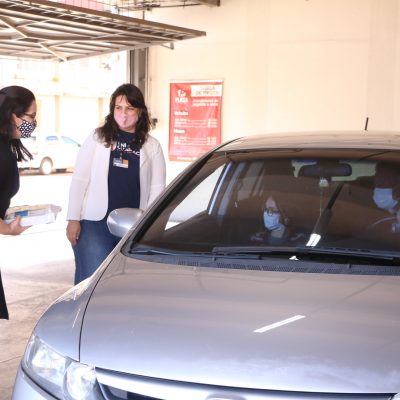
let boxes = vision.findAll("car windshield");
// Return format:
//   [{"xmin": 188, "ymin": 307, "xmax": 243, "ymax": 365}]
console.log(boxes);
[{"xmin": 132, "ymin": 148, "xmax": 400, "ymax": 260}]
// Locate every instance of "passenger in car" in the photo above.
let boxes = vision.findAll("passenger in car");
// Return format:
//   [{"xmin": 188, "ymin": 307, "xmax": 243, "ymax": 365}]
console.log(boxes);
[{"xmin": 250, "ymin": 192, "xmax": 294, "ymax": 245}]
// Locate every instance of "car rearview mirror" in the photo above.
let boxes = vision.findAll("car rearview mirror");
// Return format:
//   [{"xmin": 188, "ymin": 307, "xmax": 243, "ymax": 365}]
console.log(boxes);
[
  {"xmin": 107, "ymin": 208, "xmax": 144, "ymax": 238},
  {"xmin": 298, "ymin": 162, "xmax": 352, "ymax": 178}
]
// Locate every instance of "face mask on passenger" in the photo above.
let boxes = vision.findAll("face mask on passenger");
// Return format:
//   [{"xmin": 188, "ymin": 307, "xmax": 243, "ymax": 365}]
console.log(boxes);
[
  {"xmin": 263, "ymin": 211, "xmax": 283, "ymax": 231},
  {"xmin": 373, "ymin": 188, "xmax": 398, "ymax": 211},
  {"xmin": 18, "ymin": 119, "xmax": 37, "ymax": 138}
]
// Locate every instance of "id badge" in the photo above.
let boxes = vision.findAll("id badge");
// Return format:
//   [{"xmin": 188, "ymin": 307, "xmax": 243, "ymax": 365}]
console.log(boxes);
[{"xmin": 113, "ymin": 156, "xmax": 129, "ymax": 168}]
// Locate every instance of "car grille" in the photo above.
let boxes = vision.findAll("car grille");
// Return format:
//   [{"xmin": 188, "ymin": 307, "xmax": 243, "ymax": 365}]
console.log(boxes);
[
  {"xmin": 96, "ymin": 368, "xmax": 394, "ymax": 400},
  {"xmin": 100, "ymin": 387, "xmax": 162, "ymax": 400}
]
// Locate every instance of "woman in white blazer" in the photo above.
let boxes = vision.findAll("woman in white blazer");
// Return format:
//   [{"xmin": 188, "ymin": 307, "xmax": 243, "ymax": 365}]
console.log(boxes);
[{"xmin": 66, "ymin": 83, "xmax": 166, "ymax": 284}]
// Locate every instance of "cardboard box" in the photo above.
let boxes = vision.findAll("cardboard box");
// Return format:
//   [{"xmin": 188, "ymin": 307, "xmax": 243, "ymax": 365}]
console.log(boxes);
[{"xmin": 5, "ymin": 204, "xmax": 62, "ymax": 226}]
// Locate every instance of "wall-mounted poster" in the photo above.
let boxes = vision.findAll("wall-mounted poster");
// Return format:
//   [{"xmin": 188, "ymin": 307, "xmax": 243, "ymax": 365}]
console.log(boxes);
[{"xmin": 169, "ymin": 80, "xmax": 223, "ymax": 161}]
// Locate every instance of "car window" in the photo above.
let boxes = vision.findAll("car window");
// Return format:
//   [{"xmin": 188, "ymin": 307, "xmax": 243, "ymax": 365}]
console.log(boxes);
[
  {"xmin": 133, "ymin": 149, "xmax": 400, "ymax": 259},
  {"xmin": 46, "ymin": 136, "xmax": 59, "ymax": 143},
  {"xmin": 61, "ymin": 136, "xmax": 80, "ymax": 145},
  {"xmin": 167, "ymin": 165, "xmax": 223, "ymax": 229}
]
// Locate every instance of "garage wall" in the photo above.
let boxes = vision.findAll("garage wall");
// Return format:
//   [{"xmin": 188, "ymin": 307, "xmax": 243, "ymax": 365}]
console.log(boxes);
[{"xmin": 143, "ymin": 0, "xmax": 400, "ymax": 180}]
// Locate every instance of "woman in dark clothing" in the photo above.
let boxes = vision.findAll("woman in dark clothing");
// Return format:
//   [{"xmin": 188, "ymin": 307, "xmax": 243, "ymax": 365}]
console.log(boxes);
[{"xmin": 0, "ymin": 85, "xmax": 37, "ymax": 319}]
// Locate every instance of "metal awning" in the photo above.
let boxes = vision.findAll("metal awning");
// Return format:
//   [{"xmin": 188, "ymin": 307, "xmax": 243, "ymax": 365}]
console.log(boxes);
[
  {"xmin": 0, "ymin": 0, "xmax": 210, "ymax": 62},
  {"xmin": 115, "ymin": 1, "xmax": 220, "ymax": 9}
]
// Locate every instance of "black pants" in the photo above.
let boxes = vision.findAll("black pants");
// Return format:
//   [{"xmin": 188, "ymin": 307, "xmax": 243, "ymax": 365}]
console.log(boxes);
[{"xmin": 0, "ymin": 270, "xmax": 9, "ymax": 320}]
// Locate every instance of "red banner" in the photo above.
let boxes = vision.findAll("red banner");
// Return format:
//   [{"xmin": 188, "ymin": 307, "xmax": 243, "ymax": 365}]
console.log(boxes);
[{"xmin": 169, "ymin": 80, "xmax": 222, "ymax": 161}]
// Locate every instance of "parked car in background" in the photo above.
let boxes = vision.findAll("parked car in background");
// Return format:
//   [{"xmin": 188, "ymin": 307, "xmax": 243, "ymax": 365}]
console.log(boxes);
[
  {"xmin": 19, "ymin": 134, "xmax": 80, "ymax": 175},
  {"xmin": 12, "ymin": 131, "xmax": 400, "ymax": 399}
]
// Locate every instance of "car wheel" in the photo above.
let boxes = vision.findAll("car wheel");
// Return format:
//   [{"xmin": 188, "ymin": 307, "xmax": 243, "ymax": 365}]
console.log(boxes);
[{"xmin": 40, "ymin": 158, "xmax": 53, "ymax": 175}]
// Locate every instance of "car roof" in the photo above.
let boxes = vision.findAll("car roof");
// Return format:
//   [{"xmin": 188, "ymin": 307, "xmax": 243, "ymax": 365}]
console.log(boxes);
[{"xmin": 219, "ymin": 130, "xmax": 400, "ymax": 152}]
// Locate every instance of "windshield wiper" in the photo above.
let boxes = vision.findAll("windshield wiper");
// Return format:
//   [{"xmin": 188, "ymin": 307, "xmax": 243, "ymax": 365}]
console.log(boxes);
[
  {"xmin": 212, "ymin": 246, "xmax": 296, "ymax": 257},
  {"xmin": 130, "ymin": 245, "xmax": 400, "ymax": 264},
  {"xmin": 212, "ymin": 245, "xmax": 400, "ymax": 263},
  {"xmin": 129, "ymin": 247, "xmax": 180, "ymax": 256},
  {"xmin": 130, "ymin": 246, "xmax": 211, "ymax": 258},
  {"xmin": 295, "ymin": 246, "xmax": 400, "ymax": 262}
]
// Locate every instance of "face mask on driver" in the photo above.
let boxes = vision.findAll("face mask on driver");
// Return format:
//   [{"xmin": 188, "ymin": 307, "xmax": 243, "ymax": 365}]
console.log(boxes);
[
  {"xmin": 263, "ymin": 211, "xmax": 284, "ymax": 231},
  {"xmin": 373, "ymin": 188, "xmax": 398, "ymax": 211},
  {"xmin": 18, "ymin": 118, "xmax": 37, "ymax": 138}
]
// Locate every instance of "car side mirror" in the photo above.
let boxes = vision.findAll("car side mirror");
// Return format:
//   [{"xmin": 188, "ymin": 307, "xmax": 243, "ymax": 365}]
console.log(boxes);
[{"xmin": 107, "ymin": 208, "xmax": 144, "ymax": 238}]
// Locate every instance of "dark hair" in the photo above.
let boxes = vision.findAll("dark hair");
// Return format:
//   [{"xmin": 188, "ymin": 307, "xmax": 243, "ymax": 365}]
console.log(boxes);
[
  {"xmin": 263, "ymin": 191, "xmax": 290, "ymax": 225},
  {"xmin": 96, "ymin": 83, "xmax": 151, "ymax": 149},
  {"xmin": 0, "ymin": 85, "xmax": 34, "ymax": 161}
]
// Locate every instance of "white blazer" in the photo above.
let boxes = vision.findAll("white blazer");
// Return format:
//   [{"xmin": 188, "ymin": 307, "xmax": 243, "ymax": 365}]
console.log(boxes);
[{"xmin": 67, "ymin": 131, "xmax": 166, "ymax": 221}]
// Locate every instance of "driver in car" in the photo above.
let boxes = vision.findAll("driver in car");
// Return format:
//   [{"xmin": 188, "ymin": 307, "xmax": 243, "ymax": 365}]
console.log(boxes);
[{"xmin": 373, "ymin": 161, "xmax": 400, "ymax": 232}]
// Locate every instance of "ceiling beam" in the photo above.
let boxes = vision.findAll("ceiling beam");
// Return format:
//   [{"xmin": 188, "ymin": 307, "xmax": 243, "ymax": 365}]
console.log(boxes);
[
  {"xmin": 0, "ymin": 15, "xmax": 29, "ymax": 38},
  {"xmin": 196, "ymin": 0, "xmax": 220, "ymax": 6},
  {"xmin": 39, "ymin": 43, "xmax": 67, "ymax": 61}
]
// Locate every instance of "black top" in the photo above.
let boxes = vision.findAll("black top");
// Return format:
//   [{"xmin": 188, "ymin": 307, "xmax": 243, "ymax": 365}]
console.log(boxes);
[
  {"xmin": 107, "ymin": 130, "xmax": 141, "ymax": 214},
  {"xmin": 0, "ymin": 272, "xmax": 8, "ymax": 319},
  {"xmin": 0, "ymin": 137, "xmax": 19, "ymax": 219},
  {"xmin": 0, "ymin": 137, "xmax": 18, "ymax": 319}
]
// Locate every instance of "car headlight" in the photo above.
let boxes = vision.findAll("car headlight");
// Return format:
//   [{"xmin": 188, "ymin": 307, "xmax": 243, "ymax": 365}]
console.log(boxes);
[{"xmin": 22, "ymin": 334, "xmax": 102, "ymax": 399}]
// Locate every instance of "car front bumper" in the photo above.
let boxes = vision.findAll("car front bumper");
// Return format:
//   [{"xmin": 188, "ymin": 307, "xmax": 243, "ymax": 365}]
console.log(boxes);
[{"xmin": 12, "ymin": 366, "xmax": 56, "ymax": 400}]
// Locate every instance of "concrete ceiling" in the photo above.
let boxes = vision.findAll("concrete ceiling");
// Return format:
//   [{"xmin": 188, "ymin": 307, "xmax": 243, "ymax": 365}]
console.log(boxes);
[{"xmin": 0, "ymin": 0, "xmax": 214, "ymax": 62}]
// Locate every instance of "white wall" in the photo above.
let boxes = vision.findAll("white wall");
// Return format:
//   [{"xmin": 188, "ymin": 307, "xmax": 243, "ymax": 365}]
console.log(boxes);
[{"xmin": 144, "ymin": 0, "xmax": 400, "ymax": 181}]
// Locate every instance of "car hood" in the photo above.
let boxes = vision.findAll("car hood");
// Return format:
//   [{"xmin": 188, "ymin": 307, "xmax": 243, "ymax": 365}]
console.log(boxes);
[{"xmin": 80, "ymin": 253, "xmax": 400, "ymax": 393}]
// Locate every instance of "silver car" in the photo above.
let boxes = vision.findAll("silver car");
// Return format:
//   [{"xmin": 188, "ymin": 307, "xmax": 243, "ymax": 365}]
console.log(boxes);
[{"xmin": 12, "ymin": 131, "xmax": 400, "ymax": 399}]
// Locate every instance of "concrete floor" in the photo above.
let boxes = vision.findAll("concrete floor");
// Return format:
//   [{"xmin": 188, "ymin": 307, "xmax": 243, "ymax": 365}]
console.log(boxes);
[
  {"xmin": 0, "ymin": 173, "xmax": 74, "ymax": 399},
  {"xmin": 0, "ymin": 259, "xmax": 74, "ymax": 399},
  {"xmin": 0, "ymin": 192, "xmax": 75, "ymax": 400}
]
